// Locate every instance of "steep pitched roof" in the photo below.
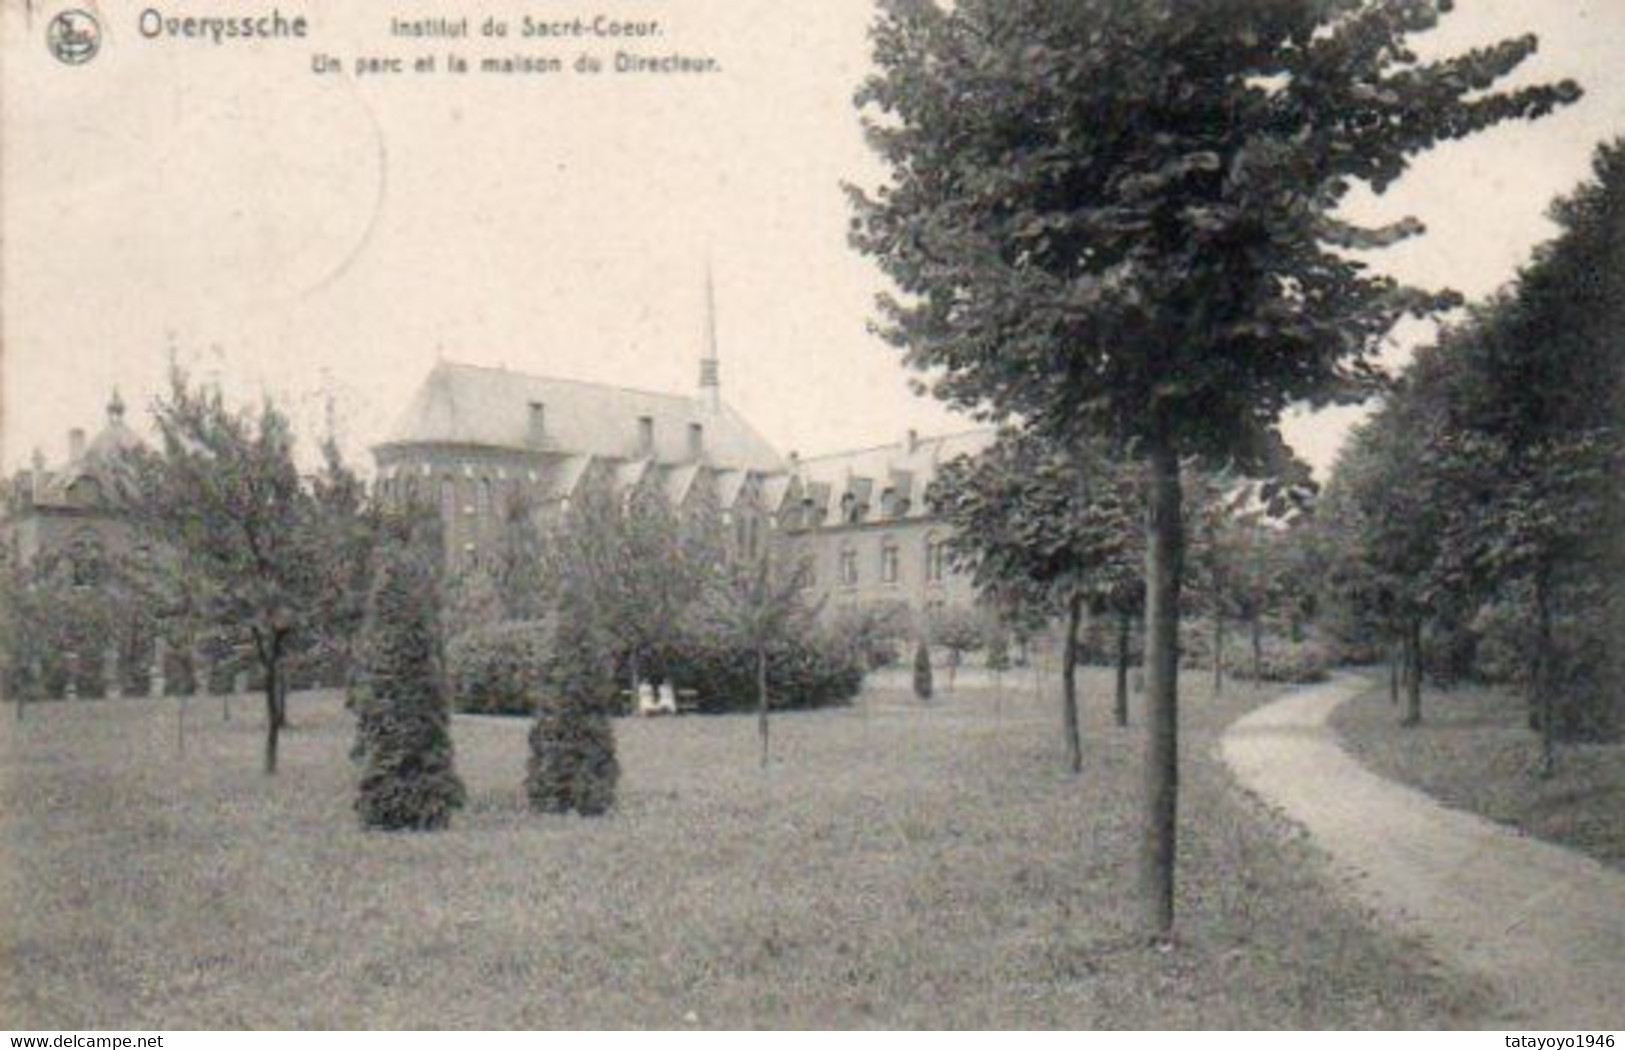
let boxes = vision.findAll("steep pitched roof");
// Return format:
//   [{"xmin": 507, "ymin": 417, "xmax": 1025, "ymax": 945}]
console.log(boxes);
[
  {"xmin": 33, "ymin": 409, "xmax": 145, "ymax": 510},
  {"xmin": 759, "ymin": 473, "xmax": 796, "ymax": 514},
  {"xmin": 377, "ymin": 362, "xmax": 784, "ymax": 473},
  {"xmin": 794, "ymin": 428, "xmax": 996, "ymax": 524},
  {"xmin": 660, "ymin": 462, "xmax": 704, "ymax": 507}
]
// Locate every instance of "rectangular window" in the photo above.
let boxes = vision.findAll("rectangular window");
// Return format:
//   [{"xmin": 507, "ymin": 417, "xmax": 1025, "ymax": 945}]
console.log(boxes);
[
  {"xmin": 840, "ymin": 549, "xmax": 858, "ymax": 587},
  {"xmin": 439, "ymin": 479, "xmax": 457, "ymax": 523},
  {"xmin": 881, "ymin": 544, "xmax": 899, "ymax": 584}
]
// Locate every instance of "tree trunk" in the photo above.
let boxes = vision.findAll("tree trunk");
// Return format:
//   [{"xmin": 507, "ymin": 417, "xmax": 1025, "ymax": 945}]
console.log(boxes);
[
  {"xmin": 1114, "ymin": 609, "xmax": 1131, "ymax": 728},
  {"xmin": 273, "ymin": 671, "xmax": 288, "ymax": 730},
  {"xmin": 263, "ymin": 658, "xmax": 281, "ymax": 775},
  {"xmin": 1401, "ymin": 619, "xmax": 1423, "ymax": 728},
  {"xmin": 1250, "ymin": 616, "xmax": 1263, "ymax": 685},
  {"xmin": 1211, "ymin": 606, "xmax": 1224, "ymax": 696},
  {"xmin": 1533, "ymin": 567, "xmax": 1556, "ymax": 779},
  {"xmin": 757, "ymin": 645, "xmax": 770, "ymax": 770},
  {"xmin": 1389, "ymin": 636, "xmax": 1401, "ymax": 706},
  {"xmin": 1061, "ymin": 593, "xmax": 1084, "ymax": 774},
  {"xmin": 1141, "ymin": 437, "xmax": 1183, "ymax": 939}
]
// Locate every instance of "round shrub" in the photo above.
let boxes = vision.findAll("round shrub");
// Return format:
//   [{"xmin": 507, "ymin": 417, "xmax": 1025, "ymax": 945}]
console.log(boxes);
[
  {"xmin": 829, "ymin": 601, "xmax": 913, "ymax": 670},
  {"xmin": 447, "ymin": 620, "xmax": 554, "ymax": 715},
  {"xmin": 353, "ymin": 546, "xmax": 466, "ymax": 831},
  {"xmin": 986, "ymin": 631, "xmax": 1011, "ymax": 672}
]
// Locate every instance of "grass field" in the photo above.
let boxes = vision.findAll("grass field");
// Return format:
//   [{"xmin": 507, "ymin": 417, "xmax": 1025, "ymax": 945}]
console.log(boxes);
[
  {"xmin": 1333, "ymin": 676, "xmax": 1625, "ymax": 872},
  {"xmin": 1, "ymin": 669, "xmax": 1491, "ymax": 1029}
]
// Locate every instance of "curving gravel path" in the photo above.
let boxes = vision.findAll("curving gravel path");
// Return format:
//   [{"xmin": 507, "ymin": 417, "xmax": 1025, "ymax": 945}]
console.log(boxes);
[{"xmin": 1221, "ymin": 674, "xmax": 1625, "ymax": 1030}]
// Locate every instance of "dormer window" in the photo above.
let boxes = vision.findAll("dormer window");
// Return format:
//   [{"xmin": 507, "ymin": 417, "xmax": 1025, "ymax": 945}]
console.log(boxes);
[
  {"xmin": 527, "ymin": 402, "xmax": 547, "ymax": 447},
  {"xmin": 688, "ymin": 422, "xmax": 704, "ymax": 459},
  {"xmin": 638, "ymin": 416, "xmax": 655, "ymax": 456}
]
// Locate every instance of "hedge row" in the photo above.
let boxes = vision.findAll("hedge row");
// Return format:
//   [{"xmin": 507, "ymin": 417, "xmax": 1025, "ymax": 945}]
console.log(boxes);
[
  {"xmin": 661, "ymin": 631, "xmax": 864, "ymax": 714},
  {"xmin": 446, "ymin": 620, "xmax": 554, "ymax": 715}
]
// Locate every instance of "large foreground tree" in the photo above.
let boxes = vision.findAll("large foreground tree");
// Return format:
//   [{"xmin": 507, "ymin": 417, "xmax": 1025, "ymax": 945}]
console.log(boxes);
[{"xmin": 851, "ymin": 0, "xmax": 1576, "ymax": 936}]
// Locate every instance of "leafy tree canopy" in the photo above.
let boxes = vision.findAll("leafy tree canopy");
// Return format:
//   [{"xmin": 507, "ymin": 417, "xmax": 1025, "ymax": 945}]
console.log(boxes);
[{"xmin": 851, "ymin": 0, "xmax": 1579, "ymax": 460}]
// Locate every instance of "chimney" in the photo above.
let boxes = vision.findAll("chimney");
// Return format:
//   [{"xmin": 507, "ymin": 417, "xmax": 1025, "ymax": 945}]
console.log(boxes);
[
  {"xmin": 787, "ymin": 450, "xmax": 800, "ymax": 471},
  {"xmin": 68, "ymin": 428, "xmax": 87, "ymax": 462},
  {"xmin": 904, "ymin": 429, "xmax": 919, "ymax": 455},
  {"xmin": 526, "ymin": 401, "xmax": 546, "ymax": 447},
  {"xmin": 699, "ymin": 262, "xmax": 721, "ymax": 414},
  {"xmin": 107, "ymin": 389, "xmax": 126, "ymax": 424},
  {"xmin": 688, "ymin": 422, "xmax": 704, "ymax": 460}
]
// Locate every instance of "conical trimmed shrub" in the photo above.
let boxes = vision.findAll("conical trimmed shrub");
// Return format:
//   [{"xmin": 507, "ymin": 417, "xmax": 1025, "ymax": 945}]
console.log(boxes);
[
  {"xmin": 353, "ymin": 544, "xmax": 466, "ymax": 831},
  {"xmin": 526, "ymin": 578, "xmax": 619, "ymax": 816},
  {"xmin": 913, "ymin": 639, "xmax": 933, "ymax": 701}
]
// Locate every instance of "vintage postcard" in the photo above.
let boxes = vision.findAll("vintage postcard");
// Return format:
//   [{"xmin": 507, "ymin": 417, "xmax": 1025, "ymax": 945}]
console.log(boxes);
[{"xmin": 2, "ymin": 0, "xmax": 1621, "ymax": 1034}]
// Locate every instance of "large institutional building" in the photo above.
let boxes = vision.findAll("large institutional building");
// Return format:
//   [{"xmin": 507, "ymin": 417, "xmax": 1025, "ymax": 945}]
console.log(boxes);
[
  {"xmin": 4, "ymin": 310, "xmax": 989, "ymax": 626},
  {"xmin": 372, "ymin": 347, "xmax": 988, "ymax": 621},
  {"xmin": 370, "ymin": 274, "xmax": 989, "ymax": 621}
]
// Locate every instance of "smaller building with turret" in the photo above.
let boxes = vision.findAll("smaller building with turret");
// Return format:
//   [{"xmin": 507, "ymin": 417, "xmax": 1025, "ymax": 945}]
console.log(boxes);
[{"xmin": 2, "ymin": 392, "xmax": 146, "ymax": 583}]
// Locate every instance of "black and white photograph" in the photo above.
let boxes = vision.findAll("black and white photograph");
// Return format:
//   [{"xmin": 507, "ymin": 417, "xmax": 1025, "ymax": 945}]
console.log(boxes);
[{"xmin": 1, "ymin": 0, "xmax": 1622, "ymax": 1034}]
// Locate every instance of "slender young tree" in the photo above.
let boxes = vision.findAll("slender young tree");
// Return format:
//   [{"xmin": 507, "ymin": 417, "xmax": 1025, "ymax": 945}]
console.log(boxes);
[
  {"xmin": 931, "ymin": 428, "xmax": 1139, "ymax": 772},
  {"xmin": 852, "ymin": 0, "xmax": 1576, "ymax": 935},
  {"xmin": 126, "ymin": 371, "xmax": 363, "ymax": 774},
  {"xmin": 696, "ymin": 548, "xmax": 815, "ymax": 769}
]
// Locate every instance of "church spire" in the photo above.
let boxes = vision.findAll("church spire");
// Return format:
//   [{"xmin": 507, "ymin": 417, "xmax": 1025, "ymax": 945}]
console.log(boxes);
[{"xmin": 699, "ymin": 259, "xmax": 720, "ymax": 413}]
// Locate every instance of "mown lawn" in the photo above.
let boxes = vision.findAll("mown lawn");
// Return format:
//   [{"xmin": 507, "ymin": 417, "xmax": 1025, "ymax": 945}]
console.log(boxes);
[
  {"xmin": 1, "ymin": 669, "xmax": 1491, "ymax": 1029},
  {"xmin": 1333, "ymin": 676, "xmax": 1625, "ymax": 872}
]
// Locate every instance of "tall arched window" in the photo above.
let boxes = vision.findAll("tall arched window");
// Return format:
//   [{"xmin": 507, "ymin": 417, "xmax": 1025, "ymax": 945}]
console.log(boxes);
[{"xmin": 839, "ymin": 543, "xmax": 859, "ymax": 587}]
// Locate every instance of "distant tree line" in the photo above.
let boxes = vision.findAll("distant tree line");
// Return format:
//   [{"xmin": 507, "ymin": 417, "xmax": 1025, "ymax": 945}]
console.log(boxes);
[{"xmin": 1314, "ymin": 140, "xmax": 1625, "ymax": 771}]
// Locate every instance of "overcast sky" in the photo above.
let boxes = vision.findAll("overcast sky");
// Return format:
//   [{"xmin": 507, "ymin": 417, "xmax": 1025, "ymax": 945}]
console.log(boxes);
[{"xmin": 4, "ymin": 1, "xmax": 1622, "ymax": 477}]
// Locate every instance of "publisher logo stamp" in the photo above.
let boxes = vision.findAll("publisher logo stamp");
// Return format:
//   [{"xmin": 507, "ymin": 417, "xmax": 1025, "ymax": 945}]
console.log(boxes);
[{"xmin": 47, "ymin": 9, "xmax": 102, "ymax": 65}]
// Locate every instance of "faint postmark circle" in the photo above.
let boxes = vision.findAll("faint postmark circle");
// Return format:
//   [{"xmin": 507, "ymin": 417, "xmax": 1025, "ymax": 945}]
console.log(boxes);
[{"xmin": 47, "ymin": 9, "xmax": 102, "ymax": 65}]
